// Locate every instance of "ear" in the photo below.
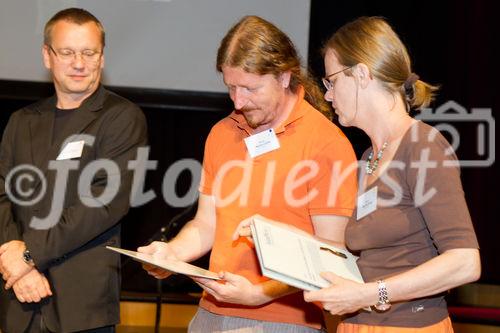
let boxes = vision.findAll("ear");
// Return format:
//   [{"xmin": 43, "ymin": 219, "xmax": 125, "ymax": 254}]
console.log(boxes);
[
  {"xmin": 353, "ymin": 63, "xmax": 371, "ymax": 89},
  {"xmin": 99, "ymin": 51, "xmax": 105, "ymax": 70},
  {"xmin": 279, "ymin": 71, "xmax": 292, "ymax": 88},
  {"xmin": 42, "ymin": 45, "xmax": 51, "ymax": 70}
]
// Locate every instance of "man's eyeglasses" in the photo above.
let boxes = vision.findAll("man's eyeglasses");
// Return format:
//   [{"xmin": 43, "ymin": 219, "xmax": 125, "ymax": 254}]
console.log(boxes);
[
  {"xmin": 48, "ymin": 45, "xmax": 102, "ymax": 64},
  {"xmin": 322, "ymin": 66, "xmax": 353, "ymax": 91}
]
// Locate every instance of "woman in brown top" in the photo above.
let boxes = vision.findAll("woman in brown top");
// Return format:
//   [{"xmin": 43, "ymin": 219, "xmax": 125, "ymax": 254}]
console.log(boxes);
[{"xmin": 304, "ymin": 17, "xmax": 481, "ymax": 332}]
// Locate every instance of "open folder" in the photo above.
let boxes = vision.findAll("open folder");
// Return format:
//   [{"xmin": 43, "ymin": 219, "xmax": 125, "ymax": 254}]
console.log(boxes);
[
  {"xmin": 106, "ymin": 246, "xmax": 221, "ymax": 280},
  {"xmin": 250, "ymin": 216, "xmax": 364, "ymax": 291}
]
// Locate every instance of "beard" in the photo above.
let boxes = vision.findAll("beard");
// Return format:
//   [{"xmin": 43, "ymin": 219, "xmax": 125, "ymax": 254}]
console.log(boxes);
[
  {"xmin": 243, "ymin": 115, "xmax": 260, "ymax": 129},
  {"xmin": 240, "ymin": 107, "xmax": 261, "ymax": 129},
  {"xmin": 238, "ymin": 104, "xmax": 276, "ymax": 130}
]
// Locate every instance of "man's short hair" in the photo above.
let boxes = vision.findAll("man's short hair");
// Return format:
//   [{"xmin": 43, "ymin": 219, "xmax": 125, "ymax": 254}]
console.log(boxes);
[{"xmin": 44, "ymin": 8, "xmax": 105, "ymax": 48}]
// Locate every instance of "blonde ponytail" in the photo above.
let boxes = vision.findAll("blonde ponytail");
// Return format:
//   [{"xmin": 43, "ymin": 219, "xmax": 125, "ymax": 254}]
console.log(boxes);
[{"xmin": 408, "ymin": 79, "xmax": 439, "ymax": 110}]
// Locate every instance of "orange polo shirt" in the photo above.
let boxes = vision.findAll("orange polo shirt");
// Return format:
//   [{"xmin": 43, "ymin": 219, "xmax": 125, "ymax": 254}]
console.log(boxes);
[{"xmin": 199, "ymin": 87, "xmax": 357, "ymax": 329}]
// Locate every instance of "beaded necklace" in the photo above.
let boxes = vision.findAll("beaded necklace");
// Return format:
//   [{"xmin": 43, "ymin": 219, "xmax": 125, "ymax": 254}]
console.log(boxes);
[{"xmin": 366, "ymin": 142, "xmax": 388, "ymax": 175}]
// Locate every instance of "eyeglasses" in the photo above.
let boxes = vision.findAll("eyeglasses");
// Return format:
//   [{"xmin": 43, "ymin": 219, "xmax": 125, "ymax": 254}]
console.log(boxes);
[
  {"xmin": 322, "ymin": 66, "xmax": 353, "ymax": 91},
  {"xmin": 48, "ymin": 45, "xmax": 102, "ymax": 64}
]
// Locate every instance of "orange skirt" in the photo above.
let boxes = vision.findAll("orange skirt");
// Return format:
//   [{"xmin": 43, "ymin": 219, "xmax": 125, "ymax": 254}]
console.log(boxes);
[{"xmin": 337, "ymin": 317, "xmax": 453, "ymax": 333}]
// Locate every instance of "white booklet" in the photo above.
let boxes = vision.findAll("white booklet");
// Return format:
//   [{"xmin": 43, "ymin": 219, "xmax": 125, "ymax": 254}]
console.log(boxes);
[
  {"xmin": 250, "ymin": 216, "xmax": 364, "ymax": 291},
  {"xmin": 106, "ymin": 246, "xmax": 221, "ymax": 280}
]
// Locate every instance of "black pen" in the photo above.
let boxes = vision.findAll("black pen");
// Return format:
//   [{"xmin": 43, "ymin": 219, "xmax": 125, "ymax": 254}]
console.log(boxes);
[{"xmin": 320, "ymin": 246, "xmax": 348, "ymax": 259}]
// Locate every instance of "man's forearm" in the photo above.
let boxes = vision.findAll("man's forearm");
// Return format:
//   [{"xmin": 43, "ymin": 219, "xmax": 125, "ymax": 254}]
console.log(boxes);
[{"xmin": 168, "ymin": 218, "xmax": 215, "ymax": 262}]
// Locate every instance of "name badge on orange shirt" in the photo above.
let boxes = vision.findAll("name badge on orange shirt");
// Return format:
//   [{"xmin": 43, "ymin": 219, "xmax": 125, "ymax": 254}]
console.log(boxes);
[
  {"xmin": 244, "ymin": 128, "xmax": 280, "ymax": 158},
  {"xmin": 356, "ymin": 186, "xmax": 377, "ymax": 220}
]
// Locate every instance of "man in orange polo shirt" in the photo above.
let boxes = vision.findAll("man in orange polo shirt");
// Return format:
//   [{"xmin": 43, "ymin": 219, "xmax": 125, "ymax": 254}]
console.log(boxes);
[{"xmin": 139, "ymin": 16, "xmax": 357, "ymax": 332}]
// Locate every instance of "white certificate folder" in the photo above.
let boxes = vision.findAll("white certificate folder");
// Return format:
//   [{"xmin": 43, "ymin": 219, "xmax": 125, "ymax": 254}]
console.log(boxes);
[
  {"xmin": 106, "ymin": 246, "xmax": 220, "ymax": 280},
  {"xmin": 250, "ymin": 217, "xmax": 364, "ymax": 291}
]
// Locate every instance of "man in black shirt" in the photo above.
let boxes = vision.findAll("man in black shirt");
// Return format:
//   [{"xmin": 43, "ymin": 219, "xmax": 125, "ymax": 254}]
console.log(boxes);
[{"xmin": 0, "ymin": 8, "xmax": 147, "ymax": 332}]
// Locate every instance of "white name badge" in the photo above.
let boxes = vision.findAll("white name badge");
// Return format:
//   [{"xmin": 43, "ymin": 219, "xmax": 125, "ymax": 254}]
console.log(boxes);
[
  {"xmin": 56, "ymin": 140, "xmax": 85, "ymax": 160},
  {"xmin": 356, "ymin": 186, "xmax": 378, "ymax": 220},
  {"xmin": 244, "ymin": 128, "xmax": 280, "ymax": 158}
]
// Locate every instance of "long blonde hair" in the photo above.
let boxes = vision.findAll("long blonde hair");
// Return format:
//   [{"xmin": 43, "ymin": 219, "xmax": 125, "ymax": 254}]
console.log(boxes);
[
  {"xmin": 324, "ymin": 16, "xmax": 438, "ymax": 110},
  {"xmin": 217, "ymin": 15, "xmax": 331, "ymax": 118}
]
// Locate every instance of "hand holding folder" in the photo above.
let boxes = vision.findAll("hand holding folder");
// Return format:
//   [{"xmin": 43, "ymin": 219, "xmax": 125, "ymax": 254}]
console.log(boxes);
[{"xmin": 106, "ymin": 246, "xmax": 220, "ymax": 280}]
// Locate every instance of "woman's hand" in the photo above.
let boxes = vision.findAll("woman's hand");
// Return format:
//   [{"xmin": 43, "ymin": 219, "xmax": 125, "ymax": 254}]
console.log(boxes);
[
  {"xmin": 304, "ymin": 272, "xmax": 377, "ymax": 315},
  {"xmin": 232, "ymin": 215, "xmax": 257, "ymax": 243}
]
